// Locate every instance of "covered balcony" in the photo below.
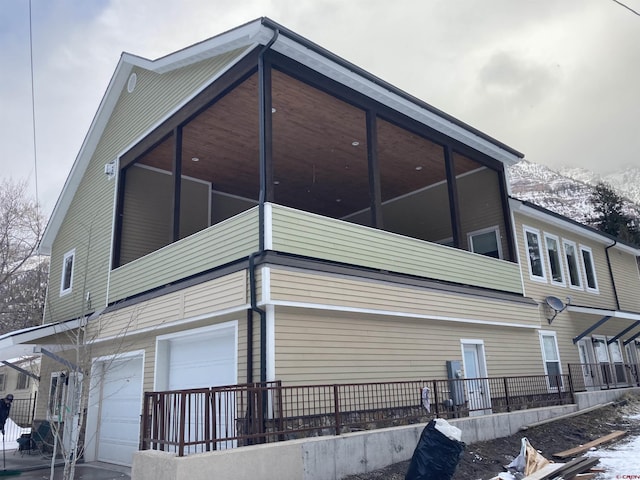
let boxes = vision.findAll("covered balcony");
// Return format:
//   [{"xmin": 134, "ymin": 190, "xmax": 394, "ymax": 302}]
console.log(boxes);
[{"xmin": 109, "ymin": 51, "xmax": 519, "ymax": 301}]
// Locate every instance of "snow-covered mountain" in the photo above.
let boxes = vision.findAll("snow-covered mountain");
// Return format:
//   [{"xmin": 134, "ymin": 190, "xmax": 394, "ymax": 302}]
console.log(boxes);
[{"xmin": 507, "ymin": 161, "xmax": 640, "ymax": 227}]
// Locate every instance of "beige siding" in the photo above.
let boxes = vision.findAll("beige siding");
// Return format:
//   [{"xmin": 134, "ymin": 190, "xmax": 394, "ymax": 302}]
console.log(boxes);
[
  {"xmin": 108, "ymin": 208, "xmax": 259, "ymax": 301},
  {"xmin": 274, "ymin": 308, "xmax": 544, "ymax": 385},
  {"xmin": 513, "ymin": 212, "xmax": 618, "ymax": 310},
  {"xmin": 270, "ymin": 204, "xmax": 522, "ymax": 294},
  {"xmin": 46, "ymin": 48, "xmax": 249, "ymax": 323},
  {"xmin": 268, "ymin": 267, "xmax": 540, "ymax": 327},
  {"xmin": 609, "ymin": 249, "xmax": 640, "ymax": 312}
]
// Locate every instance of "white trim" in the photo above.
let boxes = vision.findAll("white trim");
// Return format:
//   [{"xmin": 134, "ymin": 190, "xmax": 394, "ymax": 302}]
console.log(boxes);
[
  {"xmin": 60, "ymin": 248, "xmax": 76, "ymax": 296},
  {"xmin": 562, "ymin": 239, "xmax": 583, "ymax": 290},
  {"xmin": 543, "ymin": 232, "xmax": 565, "ymax": 286},
  {"xmin": 266, "ymin": 304, "xmax": 275, "ymax": 382},
  {"xmin": 467, "ymin": 225, "xmax": 503, "ymax": 259},
  {"xmin": 264, "ymin": 203, "xmax": 273, "ymax": 250},
  {"xmin": 579, "ymin": 244, "xmax": 599, "ymax": 294},
  {"xmin": 262, "ymin": 266, "xmax": 271, "ymax": 304},
  {"xmin": 460, "ymin": 339, "xmax": 489, "ymax": 378},
  {"xmin": 523, "ymin": 225, "xmax": 547, "ymax": 283},
  {"xmin": 511, "ymin": 210, "xmax": 527, "ymax": 297},
  {"xmin": 268, "ymin": 299, "xmax": 540, "ymax": 329},
  {"xmin": 106, "ymin": 157, "xmax": 120, "ymax": 305}
]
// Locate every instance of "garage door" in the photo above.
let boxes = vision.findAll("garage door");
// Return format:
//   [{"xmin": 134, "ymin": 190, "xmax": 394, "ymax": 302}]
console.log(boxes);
[
  {"xmin": 96, "ymin": 355, "xmax": 143, "ymax": 466},
  {"xmin": 167, "ymin": 326, "xmax": 236, "ymax": 389}
]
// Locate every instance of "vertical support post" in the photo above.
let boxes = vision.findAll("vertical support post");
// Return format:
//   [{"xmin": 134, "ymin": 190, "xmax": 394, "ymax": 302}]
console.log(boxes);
[
  {"xmin": 503, "ymin": 377, "xmax": 511, "ymax": 413},
  {"xmin": 333, "ymin": 385, "xmax": 341, "ymax": 435},
  {"xmin": 432, "ymin": 380, "xmax": 440, "ymax": 418},
  {"xmin": 178, "ymin": 392, "xmax": 187, "ymax": 457}
]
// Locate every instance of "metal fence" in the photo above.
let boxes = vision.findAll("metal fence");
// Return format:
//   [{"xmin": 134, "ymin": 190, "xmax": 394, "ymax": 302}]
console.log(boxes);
[
  {"xmin": 568, "ymin": 362, "xmax": 640, "ymax": 391},
  {"xmin": 140, "ymin": 374, "xmax": 574, "ymax": 456}
]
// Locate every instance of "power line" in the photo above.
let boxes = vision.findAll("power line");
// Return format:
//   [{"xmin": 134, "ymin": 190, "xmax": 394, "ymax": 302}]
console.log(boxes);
[
  {"xmin": 611, "ymin": 0, "xmax": 640, "ymax": 16},
  {"xmin": 28, "ymin": 0, "xmax": 40, "ymax": 213}
]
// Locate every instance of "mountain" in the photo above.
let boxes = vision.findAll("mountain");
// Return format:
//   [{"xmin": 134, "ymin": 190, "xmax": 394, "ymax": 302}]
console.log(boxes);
[{"xmin": 507, "ymin": 161, "xmax": 640, "ymax": 228}]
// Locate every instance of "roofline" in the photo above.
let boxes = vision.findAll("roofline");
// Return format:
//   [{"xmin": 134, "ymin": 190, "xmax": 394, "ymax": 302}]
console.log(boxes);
[
  {"xmin": 260, "ymin": 17, "xmax": 523, "ymax": 159},
  {"xmin": 567, "ymin": 305, "xmax": 640, "ymax": 321},
  {"xmin": 509, "ymin": 197, "xmax": 640, "ymax": 256},
  {"xmin": 41, "ymin": 17, "xmax": 524, "ymax": 253}
]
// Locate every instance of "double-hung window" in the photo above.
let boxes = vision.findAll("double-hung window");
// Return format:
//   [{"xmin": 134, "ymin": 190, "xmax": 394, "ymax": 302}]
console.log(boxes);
[
  {"xmin": 539, "ymin": 331, "xmax": 563, "ymax": 389},
  {"xmin": 524, "ymin": 226, "xmax": 546, "ymax": 281},
  {"xmin": 544, "ymin": 233, "xmax": 565, "ymax": 286},
  {"xmin": 579, "ymin": 245, "xmax": 599, "ymax": 292},
  {"xmin": 563, "ymin": 240, "xmax": 583, "ymax": 289}
]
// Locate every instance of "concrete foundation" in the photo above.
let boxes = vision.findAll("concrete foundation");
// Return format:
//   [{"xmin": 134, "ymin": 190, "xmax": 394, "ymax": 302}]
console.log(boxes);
[{"xmin": 131, "ymin": 388, "xmax": 640, "ymax": 480}]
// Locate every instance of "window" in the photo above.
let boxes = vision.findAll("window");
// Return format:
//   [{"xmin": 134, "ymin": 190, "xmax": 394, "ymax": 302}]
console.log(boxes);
[
  {"xmin": 524, "ymin": 227, "xmax": 546, "ymax": 281},
  {"xmin": 60, "ymin": 249, "xmax": 75, "ymax": 296},
  {"xmin": 563, "ymin": 240, "xmax": 583, "ymax": 289},
  {"xmin": 539, "ymin": 331, "xmax": 563, "ymax": 389},
  {"xmin": 468, "ymin": 227, "xmax": 502, "ymax": 259},
  {"xmin": 544, "ymin": 234, "xmax": 565, "ymax": 285},
  {"xmin": 48, "ymin": 372, "xmax": 67, "ymax": 421},
  {"xmin": 0, "ymin": 373, "xmax": 5, "ymax": 391},
  {"xmin": 580, "ymin": 246, "xmax": 599, "ymax": 292},
  {"xmin": 16, "ymin": 372, "xmax": 30, "ymax": 390}
]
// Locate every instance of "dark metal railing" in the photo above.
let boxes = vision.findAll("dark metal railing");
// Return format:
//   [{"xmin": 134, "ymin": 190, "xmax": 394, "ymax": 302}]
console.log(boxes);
[
  {"xmin": 140, "ymin": 374, "xmax": 574, "ymax": 456},
  {"xmin": 568, "ymin": 362, "xmax": 640, "ymax": 391}
]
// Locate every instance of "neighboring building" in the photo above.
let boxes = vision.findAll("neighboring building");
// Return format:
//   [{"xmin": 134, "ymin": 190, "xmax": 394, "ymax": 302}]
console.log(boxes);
[
  {"xmin": 0, "ymin": 17, "xmax": 638, "ymax": 468},
  {"xmin": 0, "ymin": 356, "xmax": 39, "ymax": 427}
]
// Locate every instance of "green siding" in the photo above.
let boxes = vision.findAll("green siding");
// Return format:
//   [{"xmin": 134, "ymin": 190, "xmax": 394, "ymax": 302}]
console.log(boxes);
[
  {"xmin": 270, "ymin": 204, "xmax": 523, "ymax": 294},
  {"xmin": 46, "ymin": 48, "xmax": 249, "ymax": 323},
  {"xmin": 108, "ymin": 208, "xmax": 259, "ymax": 301}
]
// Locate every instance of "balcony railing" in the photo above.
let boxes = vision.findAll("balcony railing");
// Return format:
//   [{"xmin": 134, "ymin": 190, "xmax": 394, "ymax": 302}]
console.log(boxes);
[
  {"xmin": 568, "ymin": 362, "xmax": 640, "ymax": 391},
  {"xmin": 140, "ymin": 374, "xmax": 574, "ymax": 456}
]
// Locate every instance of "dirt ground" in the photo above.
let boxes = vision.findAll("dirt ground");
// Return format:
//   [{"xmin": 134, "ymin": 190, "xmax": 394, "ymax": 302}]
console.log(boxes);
[{"xmin": 345, "ymin": 392, "xmax": 640, "ymax": 480}]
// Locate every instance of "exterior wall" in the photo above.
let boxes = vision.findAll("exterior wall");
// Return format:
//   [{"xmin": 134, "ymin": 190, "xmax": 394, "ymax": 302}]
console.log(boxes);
[
  {"xmin": 608, "ymin": 248, "xmax": 640, "ymax": 312},
  {"xmin": 45, "ymin": 48, "xmax": 249, "ymax": 324},
  {"xmin": 273, "ymin": 307, "xmax": 545, "ymax": 384},
  {"xmin": 270, "ymin": 204, "xmax": 523, "ymax": 295},
  {"xmin": 0, "ymin": 358, "xmax": 38, "ymax": 402},
  {"xmin": 513, "ymin": 212, "xmax": 619, "ymax": 310}
]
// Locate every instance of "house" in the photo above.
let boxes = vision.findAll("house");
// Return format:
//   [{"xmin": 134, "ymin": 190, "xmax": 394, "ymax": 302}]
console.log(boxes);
[{"xmin": 0, "ymin": 17, "xmax": 638, "ymax": 469}]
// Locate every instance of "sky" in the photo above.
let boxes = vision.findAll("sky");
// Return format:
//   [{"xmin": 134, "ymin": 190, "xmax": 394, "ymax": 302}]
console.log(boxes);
[{"xmin": 2, "ymin": 0, "xmax": 640, "ymax": 216}]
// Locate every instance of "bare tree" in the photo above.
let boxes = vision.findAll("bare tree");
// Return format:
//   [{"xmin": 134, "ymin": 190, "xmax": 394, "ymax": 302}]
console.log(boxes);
[{"xmin": 0, "ymin": 178, "xmax": 45, "ymax": 332}]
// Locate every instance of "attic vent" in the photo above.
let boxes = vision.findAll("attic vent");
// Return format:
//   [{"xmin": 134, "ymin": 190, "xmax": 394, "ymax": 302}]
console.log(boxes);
[{"xmin": 127, "ymin": 73, "xmax": 137, "ymax": 93}]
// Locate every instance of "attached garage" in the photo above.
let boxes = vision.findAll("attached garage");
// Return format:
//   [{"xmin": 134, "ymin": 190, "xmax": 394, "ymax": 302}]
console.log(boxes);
[
  {"xmin": 155, "ymin": 321, "xmax": 238, "ymax": 390},
  {"xmin": 85, "ymin": 353, "xmax": 144, "ymax": 466}
]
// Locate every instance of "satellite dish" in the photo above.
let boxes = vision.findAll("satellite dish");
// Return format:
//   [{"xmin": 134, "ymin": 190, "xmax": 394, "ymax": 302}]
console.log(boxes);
[{"xmin": 544, "ymin": 296, "xmax": 568, "ymax": 324}]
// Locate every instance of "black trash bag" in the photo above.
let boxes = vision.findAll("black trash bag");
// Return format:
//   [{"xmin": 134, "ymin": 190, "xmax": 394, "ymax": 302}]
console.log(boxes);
[{"xmin": 405, "ymin": 419, "xmax": 465, "ymax": 480}]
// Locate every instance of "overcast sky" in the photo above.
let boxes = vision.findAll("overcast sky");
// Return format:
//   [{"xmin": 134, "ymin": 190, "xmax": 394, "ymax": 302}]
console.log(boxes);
[{"xmin": 2, "ymin": 0, "xmax": 640, "ymax": 214}]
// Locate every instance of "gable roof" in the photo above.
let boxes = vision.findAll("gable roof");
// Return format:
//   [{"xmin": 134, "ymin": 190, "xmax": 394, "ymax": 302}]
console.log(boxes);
[{"xmin": 41, "ymin": 17, "xmax": 524, "ymax": 254}]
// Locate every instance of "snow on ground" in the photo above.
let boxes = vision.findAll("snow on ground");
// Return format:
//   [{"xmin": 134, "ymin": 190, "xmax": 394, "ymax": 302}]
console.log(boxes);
[
  {"xmin": 1, "ymin": 418, "xmax": 31, "ymax": 451},
  {"xmin": 586, "ymin": 413, "xmax": 640, "ymax": 479}
]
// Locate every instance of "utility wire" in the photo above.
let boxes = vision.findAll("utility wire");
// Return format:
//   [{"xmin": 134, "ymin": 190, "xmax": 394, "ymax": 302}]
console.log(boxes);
[
  {"xmin": 611, "ymin": 0, "xmax": 640, "ymax": 16},
  {"xmin": 28, "ymin": 0, "xmax": 40, "ymax": 212}
]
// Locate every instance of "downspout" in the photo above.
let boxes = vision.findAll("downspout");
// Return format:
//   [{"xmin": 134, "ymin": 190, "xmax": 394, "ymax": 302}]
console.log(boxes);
[
  {"xmin": 605, "ymin": 240, "xmax": 620, "ymax": 310},
  {"xmin": 248, "ymin": 27, "xmax": 279, "ymax": 385}
]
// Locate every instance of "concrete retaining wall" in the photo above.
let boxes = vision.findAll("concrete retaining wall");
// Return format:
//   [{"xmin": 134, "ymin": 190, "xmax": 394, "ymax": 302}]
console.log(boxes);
[{"xmin": 132, "ymin": 388, "xmax": 640, "ymax": 480}]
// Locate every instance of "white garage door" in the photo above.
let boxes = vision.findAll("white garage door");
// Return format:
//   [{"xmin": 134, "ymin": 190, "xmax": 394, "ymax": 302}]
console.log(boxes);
[
  {"xmin": 167, "ymin": 326, "xmax": 236, "ymax": 390},
  {"xmin": 96, "ymin": 355, "xmax": 143, "ymax": 466}
]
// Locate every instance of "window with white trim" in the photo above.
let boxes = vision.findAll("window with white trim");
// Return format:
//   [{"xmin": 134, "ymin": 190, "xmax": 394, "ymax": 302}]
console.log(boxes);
[
  {"xmin": 539, "ymin": 331, "xmax": 563, "ymax": 389},
  {"xmin": 524, "ymin": 226, "xmax": 546, "ymax": 281},
  {"xmin": 60, "ymin": 249, "xmax": 75, "ymax": 296},
  {"xmin": 579, "ymin": 245, "xmax": 599, "ymax": 292},
  {"xmin": 468, "ymin": 226, "xmax": 502, "ymax": 259},
  {"xmin": 544, "ymin": 233, "xmax": 565, "ymax": 285},
  {"xmin": 563, "ymin": 240, "xmax": 583, "ymax": 289}
]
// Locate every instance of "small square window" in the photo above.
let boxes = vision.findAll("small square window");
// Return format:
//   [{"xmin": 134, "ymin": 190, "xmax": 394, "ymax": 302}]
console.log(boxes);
[
  {"xmin": 468, "ymin": 227, "xmax": 502, "ymax": 259},
  {"xmin": 60, "ymin": 249, "xmax": 75, "ymax": 296}
]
